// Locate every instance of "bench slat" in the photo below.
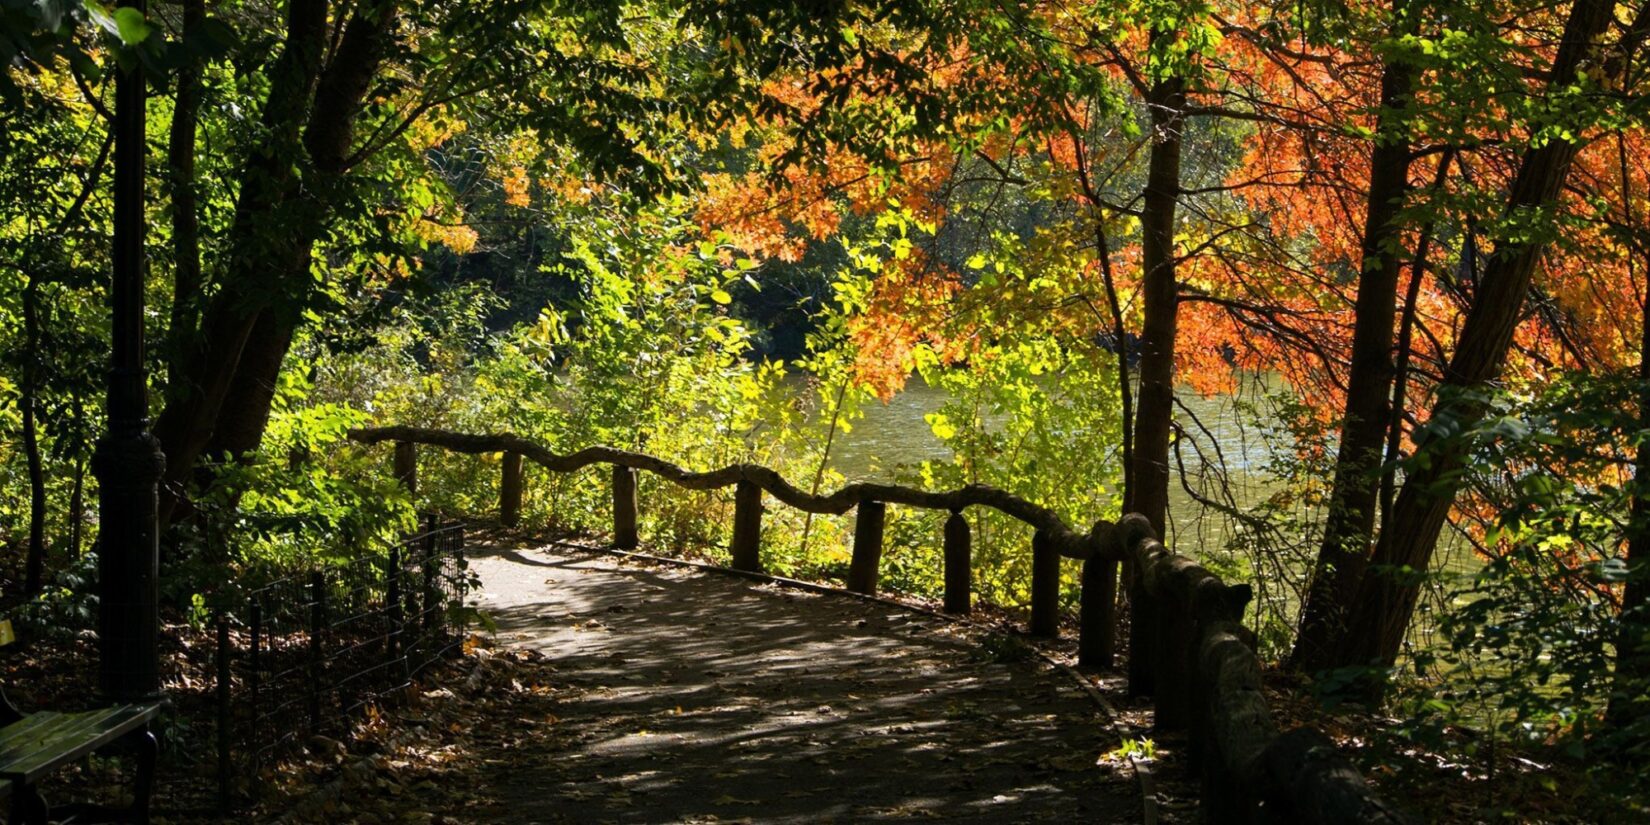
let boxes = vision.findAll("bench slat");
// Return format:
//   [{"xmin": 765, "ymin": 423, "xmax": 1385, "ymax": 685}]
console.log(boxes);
[
  {"xmin": 0, "ymin": 705, "xmax": 157, "ymax": 784},
  {"xmin": 0, "ymin": 713, "xmax": 63, "ymax": 752}
]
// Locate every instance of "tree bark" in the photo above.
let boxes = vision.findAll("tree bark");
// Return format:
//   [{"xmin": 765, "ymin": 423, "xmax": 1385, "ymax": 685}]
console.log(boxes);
[
  {"xmin": 1127, "ymin": 56, "xmax": 1186, "ymax": 539},
  {"xmin": 1332, "ymin": 0, "xmax": 1627, "ymax": 671},
  {"xmin": 1290, "ymin": 47, "xmax": 1417, "ymax": 669},
  {"xmin": 153, "ymin": 0, "xmax": 329, "ymax": 525},
  {"xmin": 201, "ymin": 312, "xmax": 295, "ymax": 460},
  {"xmin": 22, "ymin": 274, "xmax": 46, "ymax": 594},
  {"xmin": 1610, "ymin": 270, "xmax": 1650, "ymax": 727},
  {"xmin": 155, "ymin": 0, "xmax": 400, "ymax": 524},
  {"xmin": 165, "ymin": 0, "xmax": 204, "ymax": 377},
  {"xmin": 1609, "ymin": 133, "xmax": 1650, "ymax": 727}
]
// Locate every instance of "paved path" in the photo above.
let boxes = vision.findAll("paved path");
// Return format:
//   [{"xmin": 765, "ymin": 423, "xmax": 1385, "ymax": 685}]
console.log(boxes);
[{"xmin": 460, "ymin": 540, "xmax": 1139, "ymax": 824}]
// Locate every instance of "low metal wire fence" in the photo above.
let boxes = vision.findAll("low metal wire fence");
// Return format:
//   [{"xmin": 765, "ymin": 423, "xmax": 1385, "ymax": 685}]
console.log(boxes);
[{"xmin": 209, "ymin": 516, "xmax": 473, "ymax": 809}]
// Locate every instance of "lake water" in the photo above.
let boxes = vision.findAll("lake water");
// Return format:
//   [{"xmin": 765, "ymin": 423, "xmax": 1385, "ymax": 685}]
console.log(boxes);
[{"xmin": 819, "ymin": 375, "xmax": 1291, "ymax": 550}]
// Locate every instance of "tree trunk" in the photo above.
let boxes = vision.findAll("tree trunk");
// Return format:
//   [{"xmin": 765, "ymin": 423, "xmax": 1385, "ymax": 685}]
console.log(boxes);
[
  {"xmin": 68, "ymin": 455, "xmax": 86, "ymax": 559},
  {"xmin": 166, "ymin": 0, "xmax": 204, "ymax": 376},
  {"xmin": 202, "ymin": 312, "xmax": 296, "ymax": 459},
  {"xmin": 154, "ymin": 0, "xmax": 399, "ymax": 525},
  {"xmin": 1609, "ymin": 134, "xmax": 1650, "ymax": 727},
  {"xmin": 200, "ymin": 1, "xmax": 402, "ymax": 465},
  {"xmin": 1610, "ymin": 274, "xmax": 1650, "ymax": 727},
  {"xmin": 22, "ymin": 274, "xmax": 46, "ymax": 595},
  {"xmin": 1126, "ymin": 59, "xmax": 1186, "ymax": 539},
  {"xmin": 1290, "ymin": 50, "xmax": 1417, "ymax": 669},
  {"xmin": 153, "ymin": 0, "xmax": 329, "ymax": 526},
  {"xmin": 1332, "ymin": 0, "xmax": 1626, "ymax": 672}
]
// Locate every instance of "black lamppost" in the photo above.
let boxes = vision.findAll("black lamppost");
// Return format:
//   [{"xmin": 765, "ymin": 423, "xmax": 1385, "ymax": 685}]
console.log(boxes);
[{"xmin": 95, "ymin": 0, "xmax": 164, "ymax": 703}]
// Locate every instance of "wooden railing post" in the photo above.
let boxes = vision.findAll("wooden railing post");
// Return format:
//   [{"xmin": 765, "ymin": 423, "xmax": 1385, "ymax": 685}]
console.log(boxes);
[
  {"xmin": 847, "ymin": 500, "xmax": 886, "ymax": 595},
  {"xmin": 1151, "ymin": 572, "xmax": 1196, "ymax": 731},
  {"xmin": 943, "ymin": 510, "xmax": 971, "ymax": 614},
  {"xmin": 730, "ymin": 480, "xmax": 762, "ymax": 572},
  {"xmin": 1030, "ymin": 529, "xmax": 1059, "ymax": 638},
  {"xmin": 1079, "ymin": 524, "xmax": 1117, "ymax": 668},
  {"xmin": 612, "ymin": 465, "xmax": 639, "ymax": 550},
  {"xmin": 1121, "ymin": 515, "xmax": 1157, "ymax": 697},
  {"xmin": 500, "ymin": 451, "xmax": 523, "ymax": 527},
  {"xmin": 393, "ymin": 441, "xmax": 417, "ymax": 495}
]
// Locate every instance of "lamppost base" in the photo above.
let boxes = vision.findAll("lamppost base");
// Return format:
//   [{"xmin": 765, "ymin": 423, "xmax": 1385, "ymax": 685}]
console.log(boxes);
[{"xmin": 92, "ymin": 429, "xmax": 165, "ymax": 705}]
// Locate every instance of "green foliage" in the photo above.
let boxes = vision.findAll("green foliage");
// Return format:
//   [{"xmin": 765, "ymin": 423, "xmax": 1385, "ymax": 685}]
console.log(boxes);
[
  {"xmin": 1103, "ymin": 736, "xmax": 1157, "ymax": 763},
  {"xmin": 1361, "ymin": 374, "xmax": 1650, "ymax": 797},
  {"xmin": 10, "ymin": 551, "xmax": 97, "ymax": 638},
  {"xmin": 909, "ymin": 337, "xmax": 1123, "ymax": 607}
]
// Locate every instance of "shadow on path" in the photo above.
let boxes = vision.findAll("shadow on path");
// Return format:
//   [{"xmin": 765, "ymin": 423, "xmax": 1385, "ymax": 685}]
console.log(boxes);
[{"xmin": 461, "ymin": 539, "xmax": 1137, "ymax": 824}]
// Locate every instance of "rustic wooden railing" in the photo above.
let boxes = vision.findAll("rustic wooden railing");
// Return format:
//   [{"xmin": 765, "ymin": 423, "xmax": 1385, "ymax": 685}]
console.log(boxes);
[{"xmin": 348, "ymin": 425, "xmax": 1411, "ymax": 824}]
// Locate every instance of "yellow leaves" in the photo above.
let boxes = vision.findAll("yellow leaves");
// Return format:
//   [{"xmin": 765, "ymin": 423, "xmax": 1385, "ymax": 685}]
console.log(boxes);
[
  {"xmin": 503, "ymin": 165, "xmax": 531, "ymax": 208},
  {"xmin": 416, "ymin": 221, "xmax": 478, "ymax": 254},
  {"xmin": 925, "ymin": 412, "xmax": 957, "ymax": 440},
  {"xmin": 405, "ymin": 107, "xmax": 467, "ymax": 152}
]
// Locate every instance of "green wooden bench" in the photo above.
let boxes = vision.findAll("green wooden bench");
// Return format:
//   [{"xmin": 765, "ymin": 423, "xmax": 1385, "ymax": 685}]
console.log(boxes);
[{"xmin": 0, "ymin": 619, "xmax": 159, "ymax": 825}]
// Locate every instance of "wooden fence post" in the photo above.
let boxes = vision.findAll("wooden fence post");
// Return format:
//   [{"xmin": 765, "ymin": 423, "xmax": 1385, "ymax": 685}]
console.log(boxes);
[
  {"xmin": 1122, "ymin": 516, "xmax": 1157, "ymax": 697},
  {"xmin": 1030, "ymin": 529, "xmax": 1060, "ymax": 638},
  {"xmin": 500, "ymin": 452, "xmax": 523, "ymax": 527},
  {"xmin": 1154, "ymin": 584, "xmax": 1196, "ymax": 731},
  {"xmin": 730, "ymin": 481, "xmax": 763, "ymax": 572},
  {"xmin": 943, "ymin": 510, "xmax": 971, "ymax": 615},
  {"xmin": 847, "ymin": 500, "xmax": 886, "ymax": 595},
  {"xmin": 1079, "ymin": 525, "xmax": 1117, "ymax": 667},
  {"xmin": 612, "ymin": 465, "xmax": 639, "ymax": 550},
  {"xmin": 393, "ymin": 441, "xmax": 417, "ymax": 495}
]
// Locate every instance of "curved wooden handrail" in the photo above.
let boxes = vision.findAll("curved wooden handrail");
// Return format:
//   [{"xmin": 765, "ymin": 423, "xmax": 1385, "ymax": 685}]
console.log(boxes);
[
  {"xmin": 347, "ymin": 424, "xmax": 1409, "ymax": 823},
  {"xmin": 347, "ymin": 425, "xmax": 1116, "ymax": 561}
]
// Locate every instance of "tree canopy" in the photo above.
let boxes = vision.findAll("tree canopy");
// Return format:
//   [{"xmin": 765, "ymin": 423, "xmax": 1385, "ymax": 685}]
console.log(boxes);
[{"xmin": 7, "ymin": 0, "xmax": 1650, "ymax": 817}]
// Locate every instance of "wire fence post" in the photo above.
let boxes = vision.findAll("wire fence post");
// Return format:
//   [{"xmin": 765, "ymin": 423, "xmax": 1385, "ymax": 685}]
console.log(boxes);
[
  {"xmin": 386, "ymin": 541, "xmax": 403, "ymax": 674},
  {"xmin": 248, "ymin": 600, "xmax": 262, "ymax": 779},
  {"xmin": 215, "ymin": 613, "xmax": 231, "ymax": 814},
  {"xmin": 308, "ymin": 572, "xmax": 325, "ymax": 733},
  {"xmin": 421, "ymin": 515, "xmax": 438, "ymax": 632},
  {"xmin": 453, "ymin": 526, "xmax": 468, "ymax": 636}
]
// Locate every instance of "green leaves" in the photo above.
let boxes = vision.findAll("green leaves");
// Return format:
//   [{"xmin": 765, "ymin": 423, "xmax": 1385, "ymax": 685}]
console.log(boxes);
[{"xmin": 110, "ymin": 6, "xmax": 147, "ymax": 44}]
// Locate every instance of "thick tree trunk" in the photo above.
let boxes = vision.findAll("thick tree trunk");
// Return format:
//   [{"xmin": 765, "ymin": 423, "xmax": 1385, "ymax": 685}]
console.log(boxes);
[
  {"xmin": 202, "ymin": 312, "xmax": 296, "ymax": 459},
  {"xmin": 200, "ymin": 1, "xmax": 401, "ymax": 465},
  {"xmin": 1290, "ymin": 52, "xmax": 1417, "ymax": 669},
  {"xmin": 153, "ymin": 0, "xmax": 329, "ymax": 526},
  {"xmin": 155, "ymin": 0, "xmax": 399, "ymax": 525},
  {"xmin": 1127, "ymin": 67, "xmax": 1186, "ymax": 539},
  {"xmin": 1332, "ymin": 0, "xmax": 1624, "ymax": 671}
]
